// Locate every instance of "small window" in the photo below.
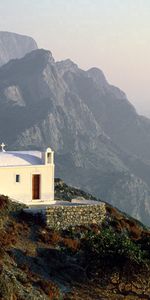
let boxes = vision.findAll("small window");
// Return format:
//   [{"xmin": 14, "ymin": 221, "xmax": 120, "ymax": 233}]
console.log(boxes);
[
  {"xmin": 47, "ymin": 153, "xmax": 51, "ymax": 164},
  {"xmin": 16, "ymin": 175, "xmax": 20, "ymax": 183}
]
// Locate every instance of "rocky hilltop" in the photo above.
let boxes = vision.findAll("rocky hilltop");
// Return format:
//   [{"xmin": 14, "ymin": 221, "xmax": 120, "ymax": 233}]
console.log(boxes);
[
  {"xmin": 0, "ymin": 182, "xmax": 150, "ymax": 300},
  {"xmin": 0, "ymin": 31, "xmax": 38, "ymax": 66},
  {"xmin": 0, "ymin": 48, "xmax": 150, "ymax": 224}
]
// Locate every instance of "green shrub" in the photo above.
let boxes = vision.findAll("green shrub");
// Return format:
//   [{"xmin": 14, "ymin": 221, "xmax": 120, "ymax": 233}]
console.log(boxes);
[{"xmin": 83, "ymin": 227, "xmax": 145, "ymax": 264}]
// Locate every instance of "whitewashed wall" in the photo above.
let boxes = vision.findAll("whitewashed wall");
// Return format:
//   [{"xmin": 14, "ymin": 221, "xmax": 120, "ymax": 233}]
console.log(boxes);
[{"xmin": 0, "ymin": 164, "xmax": 54, "ymax": 205}]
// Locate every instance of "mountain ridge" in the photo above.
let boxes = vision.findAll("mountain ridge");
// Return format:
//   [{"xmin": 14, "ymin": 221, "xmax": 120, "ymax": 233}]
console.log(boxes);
[{"xmin": 0, "ymin": 46, "xmax": 150, "ymax": 224}]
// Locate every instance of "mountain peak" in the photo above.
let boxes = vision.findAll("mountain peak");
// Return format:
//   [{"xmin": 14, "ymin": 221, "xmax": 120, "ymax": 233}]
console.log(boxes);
[
  {"xmin": 56, "ymin": 59, "xmax": 78, "ymax": 75},
  {"xmin": 0, "ymin": 31, "xmax": 37, "ymax": 42},
  {"xmin": 87, "ymin": 67, "xmax": 108, "ymax": 86},
  {"xmin": 0, "ymin": 31, "xmax": 38, "ymax": 66},
  {"xmin": 22, "ymin": 48, "xmax": 55, "ymax": 64}
]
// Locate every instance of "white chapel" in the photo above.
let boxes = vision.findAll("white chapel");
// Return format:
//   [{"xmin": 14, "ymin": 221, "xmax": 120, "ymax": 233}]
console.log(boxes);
[{"xmin": 0, "ymin": 144, "xmax": 55, "ymax": 205}]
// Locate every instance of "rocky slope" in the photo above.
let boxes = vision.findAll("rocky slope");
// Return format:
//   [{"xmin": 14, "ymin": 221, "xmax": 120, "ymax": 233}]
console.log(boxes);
[
  {"xmin": 0, "ymin": 184, "xmax": 150, "ymax": 300},
  {"xmin": 0, "ymin": 31, "xmax": 38, "ymax": 66},
  {"xmin": 0, "ymin": 48, "xmax": 150, "ymax": 224},
  {"xmin": 66, "ymin": 65, "xmax": 150, "ymax": 161}
]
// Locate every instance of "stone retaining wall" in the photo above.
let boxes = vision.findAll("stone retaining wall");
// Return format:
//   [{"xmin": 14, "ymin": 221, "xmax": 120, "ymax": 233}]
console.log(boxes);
[{"xmin": 46, "ymin": 203, "xmax": 106, "ymax": 230}]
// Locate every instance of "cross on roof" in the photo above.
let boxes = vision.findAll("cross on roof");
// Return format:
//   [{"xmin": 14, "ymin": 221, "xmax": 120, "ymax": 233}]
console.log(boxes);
[{"xmin": 1, "ymin": 143, "xmax": 6, "ymax": 152}]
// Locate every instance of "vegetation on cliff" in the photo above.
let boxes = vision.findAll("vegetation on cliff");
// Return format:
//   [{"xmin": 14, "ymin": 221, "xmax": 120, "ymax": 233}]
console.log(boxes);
[{"xmin": 0, "ymin": 182, "xmax": 150, "ymax": 299}]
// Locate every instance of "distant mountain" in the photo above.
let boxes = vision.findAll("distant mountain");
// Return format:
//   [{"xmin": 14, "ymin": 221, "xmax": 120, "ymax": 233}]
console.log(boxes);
[
  {"xmin": 0, "ymin": 48, "xmax": 150, "ymax": 224},
  {"xmin": 0, "ymin": 31, "xmax": 38, "ymax": 66},
  {"xmin": 74, "ymin": 66, "xmax": 150, "ymax": 162}
]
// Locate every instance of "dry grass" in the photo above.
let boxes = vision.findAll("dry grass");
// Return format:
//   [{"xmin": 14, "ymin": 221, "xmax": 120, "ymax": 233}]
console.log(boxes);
[
  {"xmin": 106, "ymin": 204, "xmax": 150, "ymax": 241},
  {"xmin": 37, "ymin": 279, "xmax": 61, "ymax": 299},
  {"xmin": 0, "ymin": 229, "xmax": 17, "ymax": 249},
  {"xmin": 38, "ymin": 228, "xmax": 80, "ymax": 252},
  {"xmin": 0, "ymin": 195, "xmax": 9, "ymax": 210},
  {"xmin": 38, "ymin": 228, "xmax": 62, "ymax": 244},
  {"xmin": 62, "ymin": 237, "xmax": 80, "ymax": 252}
]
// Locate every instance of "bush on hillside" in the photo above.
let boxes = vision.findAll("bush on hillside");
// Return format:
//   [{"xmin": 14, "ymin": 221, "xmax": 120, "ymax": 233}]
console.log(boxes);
[{"xmin": 82, "ymin": 227, "xmax": 146, "ymax": 264}]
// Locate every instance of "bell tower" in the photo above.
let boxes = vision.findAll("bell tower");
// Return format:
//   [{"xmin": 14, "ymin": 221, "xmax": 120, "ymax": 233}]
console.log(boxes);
[{"xmin": 42, "ymin": 147, "xmax": 54, "ymax": 165}]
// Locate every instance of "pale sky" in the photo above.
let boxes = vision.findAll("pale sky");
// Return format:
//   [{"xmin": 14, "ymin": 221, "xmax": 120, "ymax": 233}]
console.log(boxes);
[{"xmin": 0, "ymin": 0, "xmax": 150, "ymax": 116}]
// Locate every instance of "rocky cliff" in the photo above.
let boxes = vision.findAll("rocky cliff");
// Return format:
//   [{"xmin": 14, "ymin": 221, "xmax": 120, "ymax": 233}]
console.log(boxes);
[
  {"xmin": 0, "ymin": 48, "xmax": 150, "ymax": 224},
  {"xmin": 0, "ymin": 31, "xmax": 38, "ymax": 66}
]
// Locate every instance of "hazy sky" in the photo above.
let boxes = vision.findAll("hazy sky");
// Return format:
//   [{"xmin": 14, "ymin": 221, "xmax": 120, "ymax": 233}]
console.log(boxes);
[{"xmin": 0, "ymin": 0, "xmax": 150, "ymax": 116}]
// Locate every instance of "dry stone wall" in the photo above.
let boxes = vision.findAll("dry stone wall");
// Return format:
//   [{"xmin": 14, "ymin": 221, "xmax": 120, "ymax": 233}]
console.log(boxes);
[{"xmin": 46, "ymin": 203, "xmax": 106, "ymax": 230}]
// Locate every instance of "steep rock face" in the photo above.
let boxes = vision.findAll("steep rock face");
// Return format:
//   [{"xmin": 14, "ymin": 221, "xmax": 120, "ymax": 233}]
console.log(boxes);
[
  {"xmin": 0, "ymin": 31, "xmax": 38, "ymax": 66},
  {"xmin": 65, "ymin": 65, "xmax": 150, "ymax": 161},
  {"xmin": 0, "ymin": 49, "xmax": 150, "ymax": 224}
]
